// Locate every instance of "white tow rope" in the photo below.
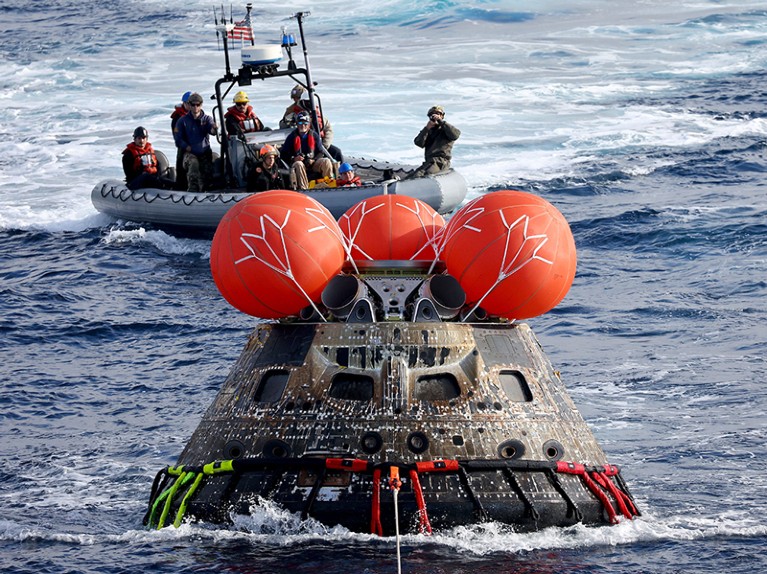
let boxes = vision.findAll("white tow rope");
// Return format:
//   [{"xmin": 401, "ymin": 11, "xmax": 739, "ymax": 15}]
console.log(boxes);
[
  {"xmin": 390, "ymin": 467, "xmax": 403, "ymax": 574},
  {"xmin": 393, "ymin": 488, "xmax": 402, "ymax": 574}
]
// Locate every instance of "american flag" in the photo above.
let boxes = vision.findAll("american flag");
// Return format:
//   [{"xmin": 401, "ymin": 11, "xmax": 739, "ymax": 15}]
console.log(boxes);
[{"xmin": 228, "ymin": 13, "xmax": 254, "ymax": 42}]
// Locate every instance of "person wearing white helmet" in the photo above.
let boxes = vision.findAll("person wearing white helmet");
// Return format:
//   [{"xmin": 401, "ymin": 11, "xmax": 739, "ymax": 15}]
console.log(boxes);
[
  {"xmin": 224, "ymin": 90, "xmax": 264, "ymax": 135},
  {"xmin": 407, "ymin": 104, "xmax": 461, "ymax": 179},
  {"xmin": 247, "ymin": 144, "xmax": 287, "ymax": 193}
]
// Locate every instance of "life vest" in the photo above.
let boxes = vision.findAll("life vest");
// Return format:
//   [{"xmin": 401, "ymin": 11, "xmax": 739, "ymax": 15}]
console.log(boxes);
[
  {"xmin": 308, "ymin": 176, "xmax": 337, "ymax": 189},
  {"xmin": 125, "ymin": 142, "xmax": 158, "ymax": 175},
  {"xmin": 225, "ymin": 105, "xmax": 261, "ymax": 133},
  {"xmin": 289, "ymin": 102, "xmax": 326, "ymax": 137},
  {"xmin": 170, "ymin": 104, "xmax": 187, "ymax": 121},
  {"xmin": 339, "ymin": 174, "xmax": 362, "ymax": 187},
  {"xmin": 293, "ymin": 132, "xmax": 316, "ymax": 158}
]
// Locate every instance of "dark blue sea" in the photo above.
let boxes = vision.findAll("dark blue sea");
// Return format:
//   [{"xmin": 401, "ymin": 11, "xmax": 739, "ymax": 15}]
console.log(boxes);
[{"xmin": 1, "ymin": 1, "xmax": 766, "ymax": 572}]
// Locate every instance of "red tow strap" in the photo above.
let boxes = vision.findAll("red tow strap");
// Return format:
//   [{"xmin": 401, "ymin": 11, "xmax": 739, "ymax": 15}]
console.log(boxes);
[
  {"xmin": 370, "ymin": 468, "xmax": 383, "ymax": 536},
  {"xmin": 556, "ymin": 461, "xmax": 638, "ymax": 522},
  {"xmin": 408, "ymin": 469, "xmax": 433, "ymax": 535}
]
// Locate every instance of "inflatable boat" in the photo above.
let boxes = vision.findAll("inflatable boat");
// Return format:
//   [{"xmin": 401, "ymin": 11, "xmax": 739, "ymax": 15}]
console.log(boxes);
[
  {"xmin": 144, "ymin": 187, "xmax": 639, "ymax": 534},
  {"xmin": 91, "ymin": 154, "xmax": 467, "ymax": 233},
  {"xmin": 91, "ymin": 10, "xmax": 467, "ymax": 234}
]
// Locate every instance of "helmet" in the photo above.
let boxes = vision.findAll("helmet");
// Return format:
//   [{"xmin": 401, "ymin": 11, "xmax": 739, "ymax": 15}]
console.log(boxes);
[
  {"xmin": 133, "ymin": 126, "xmax": 148, "ymax": 138},
  {"xmin": 234, "ymin": 91, "xmax": 249, "ymax": 104},
  {"xmin": 427, "ymin": 105, "xmax": 445, "ymax": 117},
  {"xmin": 338, "ymin": 162, "xmax": 353, "ymax": 174},
  {"xmin": 259, "ymin": 144, "xmax": 278, "ymax": 157},
  {"xmin": 187, "ymin": 92, "xmax": 203, "ymax": 105},
  {"xmin": 181, "ymin": 91, "xmax": 192, "ymax": 103},
  {"xmin": 291, "ymin": 84, "xmax": 305, "ymax": 99},
  {"xmin": 296, "ymin": 111, "xmax": 310, "ymax": 125}
]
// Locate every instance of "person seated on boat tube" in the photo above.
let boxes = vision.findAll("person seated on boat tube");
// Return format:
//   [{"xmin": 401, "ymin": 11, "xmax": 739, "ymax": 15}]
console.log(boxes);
[
  {"xmin": 174, "ymin": 92, "xmax": 218, "ymax": 192},
  {"xmin": 246, "ymin": 144, "xmax": 287, "ymax": 193},
  {"xmin": 224, "ymin": 91, "xmax": 266, "ymax": 136},
  {"xmin": 279, "ymin": 111, "xmax": 334, "ymax": 191},
  {"xmin": 122, "ymin": 127, "xmax": 174, "ymax": 191},
  {"xmin": 337, "ymin": 162, "xmax": 362, "ymax": 187},
  {"xmin": 406, "ymin": 105, "xmax": 461, "ymax": 179},
  {"xmin": 170, "ymin": 90, "xmax": 191, "ymax": 191},
  {"xmin": 279, "ymin": 84, "xmax": 342, "ymax": 162}
]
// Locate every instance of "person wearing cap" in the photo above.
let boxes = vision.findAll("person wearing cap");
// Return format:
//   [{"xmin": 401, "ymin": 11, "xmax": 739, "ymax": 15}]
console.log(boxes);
[
  {"xmin": 408, "ymin": 105, "xmax": 461, "ymax": 179},
  {"xmin": 224, "ymin": 91, "xmax": 265, "ymax": 136},
  {"xmin": 170, "ymin": 91, "xmax": 191, "ymax": 190},
  {"xmin": 279, "ymin": 84, "xmax": 337, "ymax": 152},
  {"xmin": 122, "ymin": 127, "xmax": 174, "ymax": 190},
  {"xmin": 247, "ymin": 144, "xmax": 287, "ymax": 193},
  {"xmin": 279, "ymin": 111, "xmax": 333, "ymax": 190},
  {"xmin": 174, "ymin": 92, "xmax": 218, "ymax": 192},
  {"xmin": 337, "ymin": 162, "xmax": 362, "ymax": 187}
]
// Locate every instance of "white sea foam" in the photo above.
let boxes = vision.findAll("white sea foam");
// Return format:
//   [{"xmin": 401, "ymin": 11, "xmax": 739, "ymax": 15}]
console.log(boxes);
[{"xmin": 102, "ymin": 227, "xmax": 211, "ymax": 256}]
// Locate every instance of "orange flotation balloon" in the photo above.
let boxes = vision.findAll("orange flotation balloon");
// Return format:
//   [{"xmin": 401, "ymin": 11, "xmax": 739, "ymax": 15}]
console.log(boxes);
[
  {"xmin": 339, "ymin": 194, "xmax": 445, "ymax": 261},
  {"xmin": 441, "ymin": 190, "xmax": 577, "ymax": 320},
  {"xmin": 210, "ymin": 190, "xmax": 345, "ymax": 318}
]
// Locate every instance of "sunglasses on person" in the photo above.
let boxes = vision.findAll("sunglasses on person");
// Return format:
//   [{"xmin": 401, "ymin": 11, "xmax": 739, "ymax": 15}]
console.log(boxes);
[{"xmin": 189, "ymin": 103, "xmax": 202, "ymax": 107}]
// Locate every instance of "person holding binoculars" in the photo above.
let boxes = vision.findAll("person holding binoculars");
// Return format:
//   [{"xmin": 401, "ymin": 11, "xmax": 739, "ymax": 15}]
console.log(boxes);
[{"xmin": 407, "ymin": 105, "xmax": 461, "ymax": 179}]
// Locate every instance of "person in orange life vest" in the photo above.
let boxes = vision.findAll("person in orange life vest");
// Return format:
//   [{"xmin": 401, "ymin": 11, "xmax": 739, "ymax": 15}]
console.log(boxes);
[
  {"xmin": 170, "ymin": 90, "xmax": 191, "ymax": 190},
  {"xmin": 175, "ymin": 92, "xmax": 218, "ymax": 192},
  {"xmin": 279, "ymin": 112, "xmax": 333, "ymax": 190},
  {"xmin": 247, "ymin": 145, "xmax": 287, "ymax": 193},
  {"xmin": 122, "ymin": 127, "xmax": 174, "ymax": 190},
  {"xmin": 337, "ymin": 162, "xmax": 362, "ymax": 187},
  {"xmin": 224, "ymin": 91, "xmax": 265, "ymax": 136}
]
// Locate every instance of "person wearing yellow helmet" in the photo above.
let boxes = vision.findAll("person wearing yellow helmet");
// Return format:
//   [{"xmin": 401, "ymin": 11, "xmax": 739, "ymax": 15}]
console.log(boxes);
[
  {"xmin": 224, "ymin": 90, "xmax": 265, "ymax": 135},
  {"xmin": 407, "ymin": 104, "xmax": 461, "ymax": 179}
]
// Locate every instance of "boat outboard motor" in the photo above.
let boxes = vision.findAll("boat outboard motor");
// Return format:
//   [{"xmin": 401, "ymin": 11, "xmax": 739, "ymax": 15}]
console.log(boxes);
[
  {"xmin": 322, "ymin": 274, "xmax": 375, "ymax": 321},
  {"xmin": 413, "ymin": 274, "xmax": 466, "ymax": 321}
]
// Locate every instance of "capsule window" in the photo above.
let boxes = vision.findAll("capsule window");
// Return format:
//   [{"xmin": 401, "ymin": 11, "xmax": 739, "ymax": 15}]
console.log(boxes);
[
  {"xmin": 329, "ymin": 373, "xmax": 374, "ymax": 401},
  {"xmin": 254, "ymin": 369, "xmax": 290, "ymax": 403},
  {"xmin": 415, "ymin": 373, "xmax": 460, "ymax": 401},
  {"xmin": 498, "ymin": 370, "xmax": 533, "ymax": 402}
]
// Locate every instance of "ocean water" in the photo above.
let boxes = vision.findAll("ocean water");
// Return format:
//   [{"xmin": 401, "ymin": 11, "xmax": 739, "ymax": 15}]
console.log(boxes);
[{"xmin": 1, "ymin": 0, "xmax": 767, "ymax": 572}]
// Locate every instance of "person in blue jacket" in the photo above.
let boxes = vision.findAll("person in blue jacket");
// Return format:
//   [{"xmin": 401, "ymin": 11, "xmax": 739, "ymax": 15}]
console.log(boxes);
[{"xmin": 174, "ymin": 92, "xmax": 218, "ymax": 192}]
